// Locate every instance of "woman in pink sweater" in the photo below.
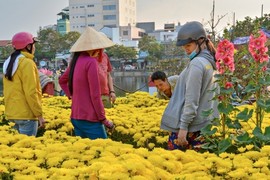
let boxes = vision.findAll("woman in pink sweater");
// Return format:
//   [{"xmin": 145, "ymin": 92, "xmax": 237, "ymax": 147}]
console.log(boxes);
[{"xmin": 59, "ymin": 27, "xmax": 114, "ymax": 139}]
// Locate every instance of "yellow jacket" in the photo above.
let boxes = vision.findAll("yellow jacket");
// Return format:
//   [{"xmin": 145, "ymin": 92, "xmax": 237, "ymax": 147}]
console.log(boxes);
[{"xmin": 3, "ymin": 51, "xmax": 43, "ymax": 120}]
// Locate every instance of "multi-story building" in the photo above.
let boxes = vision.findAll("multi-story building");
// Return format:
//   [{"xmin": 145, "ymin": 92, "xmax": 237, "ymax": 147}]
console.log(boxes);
[
  {"xmin": 148, "ymin": 23, "xmax": 182, "ymax": 43},
  {"xmin": 57, "ymin": 7, "xmax": 70, "ymax": 35},
  {"xmin": 69, "ymin": 0, "xmax": 136, "ymax": 33}
]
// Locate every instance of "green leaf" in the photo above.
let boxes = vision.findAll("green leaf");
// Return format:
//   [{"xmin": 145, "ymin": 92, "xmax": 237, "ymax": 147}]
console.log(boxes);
[
  {"xmin": 264, "ymin": 126, "xmax": 270, "ymax": 136},
  {"xmin": 257, "ymin": 99, "xmax": 268, "ymax": 109},
  {"xmin": 201, "ymin": 142, "xmax": 217, "ymax": 150},
  {"xmin": 220, "ymin": 87, "xmax": 235, "ymax": 94},
  {"xmin": 244, "ymin": 84, "xmax": 256, "ymax": 93},
  {"xmin": 218, "ymin": 138, "xmax": 232, "ymax": 154},
  {"xmin": 253, "ymin": 127, "xmax": 265, "ymax": 141},
  {"xmin": 264, "ymin": 75, "xmax": 270, "ymax": 86},
  {"xmin": 265, "ymin": 100, "xmax": 270, "ymax": 112},
  {"xmin": 235, "ymin": 132, "xmax": 252, "ymax": 144},
  {"xmin": 201, "ymin": 109, "xmax": 214, "ymax": 118},
  {"xmin": 218, "ymin": 103, "xmax": 234, "ymax": 115},
  {"xmin": 226, "ymin": 119, "xmax": 242, "ymax": 129},
  {"xmin": 253, "ymin": 126, "xmax": 262, "ymax": 136},
  {"xmin": 236, "ymin": 108, "xmax": 253, "ymax": 122},
  {"xmin": 200, "ymin": 124, "xmax": 217, "ymax": 136}
]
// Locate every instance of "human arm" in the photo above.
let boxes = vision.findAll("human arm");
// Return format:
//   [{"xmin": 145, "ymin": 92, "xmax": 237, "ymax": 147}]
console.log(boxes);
[
  {"xmin": 87, "ymin": 59, "xmax": 107, "ymax": 120},
  {"xmin": 108, "ymin": 73, "xmax": 116, "ymax": 103},
  {"xmin": 87, "ymin": 60, "xmax": 114, "ymax": 128},
  {"xmin": 177, "ymin": 129, "xmax": 188, "ymax": 146},
  {"xmin": 38, "ymin": 116, "xmax": 46, "ymax": 128},
  {"xmin": 106, "ymin": 55, "xmax": 116, "ymax": 103},
  {"xmin": 22, "ymin": 59, "xmax": 43, "ymax": 118},
  {"xmin": 178, "ymin": 62, "xmax": 204, "ymax": 143},
  {"xmin": 58, "ymin": 67, "xmax": 71, "ymax": 98}
]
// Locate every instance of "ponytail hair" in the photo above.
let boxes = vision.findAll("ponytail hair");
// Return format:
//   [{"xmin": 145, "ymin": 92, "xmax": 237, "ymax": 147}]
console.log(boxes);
[
  {"xmin": 68, "ymin": 52, "xmax": 80, "ymax": 95},
  {"xmin": 5, "ymin": 50, "xmax": 21, "ymax": 81},
  {"xmin": 205, "ymin": 38, "xmax": 217, "ymax": 62}
]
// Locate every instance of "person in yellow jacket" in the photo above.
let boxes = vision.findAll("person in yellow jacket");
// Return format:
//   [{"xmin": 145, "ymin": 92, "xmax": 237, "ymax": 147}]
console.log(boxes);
[{"xmin": 3, "ymin": 32, "xmax": 46, "ymax": 136}]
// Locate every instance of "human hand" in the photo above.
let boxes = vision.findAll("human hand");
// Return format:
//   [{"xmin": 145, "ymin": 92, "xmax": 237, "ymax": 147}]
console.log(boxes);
[
  {"xmin": 38, "ymin": 116, "xmax": 46, "ymax": 129},
  {"xmin": 102, "ymin": 119, "xmax": 114, "ymax": 129},
  {"xmin": 177, "ymin": 129, "xmax": 188, "ymax": 146},
  {"xmin": 110, "ymin": 91, "xmax": 116, "ymax": 103}
]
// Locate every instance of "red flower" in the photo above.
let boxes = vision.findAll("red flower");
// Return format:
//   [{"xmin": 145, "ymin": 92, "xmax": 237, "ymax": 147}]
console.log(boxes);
[
  {"xmin": 215, "ymin": 39, "xmax": 235, "ymax": 73},
  {"xmin": 225, "ymin": 82, "xmax": 233, "ymax": 89},
  {"xmin": 248, "ymin": 31, "xmax": 269, "ymax": 64}
]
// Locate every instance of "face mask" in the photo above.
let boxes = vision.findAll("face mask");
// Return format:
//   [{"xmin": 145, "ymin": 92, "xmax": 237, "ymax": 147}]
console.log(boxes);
[{"xmin": 188, "ymin": 46, "xmax": 198, "ymax": 60}]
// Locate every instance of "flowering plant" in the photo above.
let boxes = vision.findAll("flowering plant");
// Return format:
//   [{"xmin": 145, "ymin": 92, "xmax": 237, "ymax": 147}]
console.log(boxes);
[
  {"xmin": 39, "ymin": 68, "xmax": 53, "ymax": 77},
  {"xmin": 215, "ymin": 39, "xmax": 236, "ymax": 139},
  {"xmin": 201, "ymin": 30, "xmax": 270, "ymax": 155},
  {"xmin": 246, "ymin": 30, "xmax": 269, "ymax": 128}
]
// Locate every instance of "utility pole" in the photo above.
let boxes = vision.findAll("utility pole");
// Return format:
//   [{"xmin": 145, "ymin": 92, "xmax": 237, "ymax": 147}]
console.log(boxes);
[
  {"xmin": 231, "ymin": 12, "xmax": 236, "ymax": 41},
  {"xmin": 261, "ymin": 4, "xmax": 264, "ymax": 17},
  {"xmin": 208, "ymin": 0, "xmax": 227, "ymax": 43}
]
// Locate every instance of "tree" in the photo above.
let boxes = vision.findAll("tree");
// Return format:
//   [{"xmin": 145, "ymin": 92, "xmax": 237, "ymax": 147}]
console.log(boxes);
[
  {"xmin": 0, "ymin": 45, "xmax": 13, "ymax": 60},
  {"xmin": 224, "ymin": 14, "xmax": 270, "ymax": 40},
  {"xmin": 221, "ymin": 14, "xmax": 270, "ymax": 95},
  {"xmin": 138, "ymin": 35, "xmax": 163, "ymax": 62},
  {"xmin": 35, "ymin": 29, "xmax": 81, "ymax": 62},
  {"xmin": 161, "ymin": 41, "xmax": 185, "ymax": 59},
  {"xmin": 106, "ymin": 44, "xmax": 137, "ymax": 60},
  {"xmin": 58, "ymin": 31, "xmax": 81, "ymax": 53},
  {"xmin": 206, "ymin": 0, "xmax": 227, "ymax": 43},
  {"xmin": 35, "ymin": 28, "xmax": 61, "ymax": 60}
]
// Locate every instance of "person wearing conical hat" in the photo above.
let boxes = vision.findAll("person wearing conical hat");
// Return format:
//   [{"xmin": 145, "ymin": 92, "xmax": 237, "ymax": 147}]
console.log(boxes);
[{"xmin": 59, "ymin": 27, "xmax": 115, "ymax": 139}]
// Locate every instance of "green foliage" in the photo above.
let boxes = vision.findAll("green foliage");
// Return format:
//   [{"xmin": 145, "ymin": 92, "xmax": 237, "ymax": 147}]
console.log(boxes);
[
  {"xmin": 148, "ymin": 58, "xmax": 188, "ymax": 76},
  {"xmin": 0, "ymin": 172, "xmax": 13, "ymax": 180},
  {"xmin": 0, "ymin": 45, "xmax": 13, "ymax": 59},
  {"xmin": 59, "ymin": 31, "xmax": 81, "ymax": 52},
  {"xmin": 35, "ymin": 29, "xmax": 80, "ymax": 61},
  {"xmin": 138, "ymin": 35, "xmax": 164, "ymax": 62},
  {"xmin": 161, "ymin": 41, "xmax": 185, "ymax": 59},
  {"xmin": 225, "ymin": 14, "xmax": 270, "ymax": 39},
  {"xmin": 106, "ymin": 44, "xmax": 137, "ymax": 60},
  {"xmin": 236, "ymin": 108, "xmax": 253, "ymax": 122},
  {"xmin": 201, "ymin": 24, "xmax": 270, "ymax": 154}
]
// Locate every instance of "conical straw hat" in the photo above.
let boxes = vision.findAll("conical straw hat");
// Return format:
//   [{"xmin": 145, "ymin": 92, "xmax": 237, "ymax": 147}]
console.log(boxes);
[{"xmin": 70, "ymin": 27, "xmax": 115, "ymax": 52}]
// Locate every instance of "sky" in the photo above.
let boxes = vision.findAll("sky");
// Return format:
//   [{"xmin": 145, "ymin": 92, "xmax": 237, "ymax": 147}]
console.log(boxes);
[{"xmin": 0, "ymin": 0, "xmax": 270, "ymax": 40}]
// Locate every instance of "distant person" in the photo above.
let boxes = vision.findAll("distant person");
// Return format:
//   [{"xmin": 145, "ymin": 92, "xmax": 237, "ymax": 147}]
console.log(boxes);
[
  {"xmin": 160, "ymin": 21, "xmax": 219, "ymax": 151},
  {"xmin": 97, "ymin": 49, "xmax": 116, "ymax": 108},
  {"xmin": 151, "ymin": 71, "xmax": 178, "ymax": 100},
  {"xmin": 3, "ymin": 32, "xmax": 46, "ymax": 136},
  {"xmin": 39, "ymin": 71, "xmax": 54, "ymax": 96},
  {"xmin": 59, "ymin": 27, "xmax": 115, "ymax": 140}
]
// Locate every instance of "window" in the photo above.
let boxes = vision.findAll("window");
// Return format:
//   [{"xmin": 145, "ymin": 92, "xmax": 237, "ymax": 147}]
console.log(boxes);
[
  {"xmin": 123, "ymin": 31, "xmax": 128, "ymax": 36},
  {"xmin": 88, "ymin": 14, "xmax": 94, "ymax": 17},
  {"xmin": 103, "ymin": 15, "xmax": 116, "ymax": 20},
  {"xmin": 80, "ymin": 6, "xmax": 85, "ymax": 8},
  {"xmin": 103, "ymin": 5, "xmax": 116, "ymax": 10},
  {"xmin": 87, "ymin": 4, "xmax": 94, "ymax": 7},
  {"xmin": 88, "ymin": 24, "xmax": 95, "ymax": 27}
]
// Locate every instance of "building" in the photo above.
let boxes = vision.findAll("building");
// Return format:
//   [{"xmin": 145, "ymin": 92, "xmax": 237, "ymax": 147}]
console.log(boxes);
[
  {"xmin": 69, "ymin": 0, "xmax": 136, "ymax": 33},
  {"xmin": 120, "ymin": 24, "xmax": 145, "ymax": 41},
  {"xmin": 57, "ymin": 7, "xmax": 70, "ymax": 35},
  {"xmin": 136, "ymin": 22, "xmax": 155, "ymax": 34},
  {"xmin": 148, "ymin": 23, "xmax": 182, "ymax": 42},
  {"xmin": 100, "ymin": 26, "xmax": 143, "ymax": 48}
]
